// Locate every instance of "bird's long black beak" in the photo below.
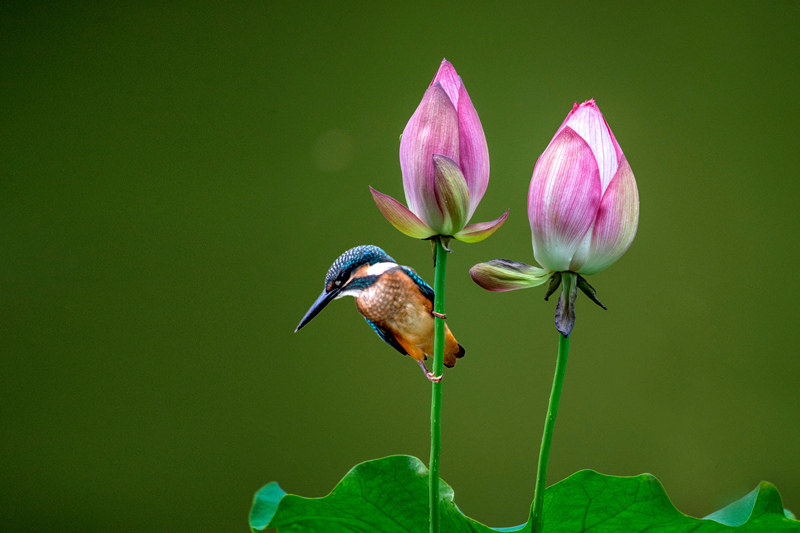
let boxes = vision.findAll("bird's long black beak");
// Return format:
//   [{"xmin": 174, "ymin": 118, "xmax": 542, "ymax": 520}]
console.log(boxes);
[{"xmin": 295, "ymin": 287, "xmax": 340, "ymax": 332}]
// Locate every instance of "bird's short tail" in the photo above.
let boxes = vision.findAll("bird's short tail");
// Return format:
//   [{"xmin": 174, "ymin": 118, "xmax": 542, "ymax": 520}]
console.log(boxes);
[{"xmin": 443, "ymin": 325, "xmax": 465, "ymax": 368}]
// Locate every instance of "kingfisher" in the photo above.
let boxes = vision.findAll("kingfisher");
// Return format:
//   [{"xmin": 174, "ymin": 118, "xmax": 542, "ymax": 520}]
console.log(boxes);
[{"xmin": 295, "ymin": 245, "xmax": 465, "ymax": 382}]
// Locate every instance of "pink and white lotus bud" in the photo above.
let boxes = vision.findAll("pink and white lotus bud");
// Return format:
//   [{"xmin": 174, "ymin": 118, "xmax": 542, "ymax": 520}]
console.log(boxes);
[
  {"xmin": 529, "ymin": 99, "xmax": 639, "ymax": 275},
  {"xmin": 470, "ymin": 100, "xmax": 639, "ymax": 336},
  {"xmin": 371, "ymin": 59, "xmax": 507, "ymax": 242}
]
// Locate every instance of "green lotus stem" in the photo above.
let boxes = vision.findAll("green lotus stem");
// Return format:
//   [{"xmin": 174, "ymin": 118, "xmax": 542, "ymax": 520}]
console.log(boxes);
[
  {"xmin": 530, "ymin": 332, "xmax": 571, "ymax": 533},
  {"xmin": 429, "ymin": 237, "xmax": 448, "ymax": 533}
]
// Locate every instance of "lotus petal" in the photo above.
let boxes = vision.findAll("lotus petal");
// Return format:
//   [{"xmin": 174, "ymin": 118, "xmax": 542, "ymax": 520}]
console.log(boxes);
[
  {"xmin": 399, "ymin": 83, "xmax": 459, "ymax": 230},
  {"xmin": 528, "ymin": 127, "xmax": 601, "ymax": 272},
  {"xmin": 575, "ymin": 157, "xmax": 639, "ymax": 275},
  {"xmin": 469, "ymin": 259, "xmax": 551, "ymax": 292},
  {"xmin": 453, "ymin": 210, "xmax": 509, "ymax": 243},
  {"xmin": 431, "ymin": 155, "xmax": 470, "ymax": 235},
  {"xmin": 430, "ymin": 59, "xmax": 461, "ymax": 107},
  {"xmin": 430, "ymin": 59, "xmax": 489, "ymax": 221},
  {"xmin": 369, "ymin": 187, "xmax": 436, "ymax": 239},
  {"xmin": 555, "ymin": 100, "xmax": 620, "ymax": 195},
  {"xmin": 456, "ymin": 83, "xmax": 490, "ymax": 220}
]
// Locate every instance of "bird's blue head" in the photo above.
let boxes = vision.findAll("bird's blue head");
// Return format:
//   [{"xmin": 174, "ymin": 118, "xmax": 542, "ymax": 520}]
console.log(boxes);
[{"xmin": 295, "ymin": 245, "xmax": 396, "ymax": 332}]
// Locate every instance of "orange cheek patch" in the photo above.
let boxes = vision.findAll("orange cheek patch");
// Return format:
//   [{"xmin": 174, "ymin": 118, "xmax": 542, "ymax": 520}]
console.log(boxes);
[{"xmin": 348, "ymin": 264, "xmax": 372, "ymax": 284}]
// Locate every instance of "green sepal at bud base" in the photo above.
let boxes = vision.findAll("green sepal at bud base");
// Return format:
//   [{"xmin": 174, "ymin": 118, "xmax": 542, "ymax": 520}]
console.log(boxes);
[
  {"xmin": 544, "ymin": 272, "xmax": 562, "ymax": 301},
  {"xmin": 555, "ymin": 272, "xmax": 578, "ymax": 337},
  {"xmin": 552, "ymin": 273, "xmax": 606, "ymax": 337},
  {"xmin": 576, "ymin": 275, "xmax": 607, "ymax": 310}
]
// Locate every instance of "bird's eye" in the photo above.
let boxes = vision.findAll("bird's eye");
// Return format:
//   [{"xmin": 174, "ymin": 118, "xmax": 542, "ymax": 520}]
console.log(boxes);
[{"xmin": 334, "ymin": 280, "xmax": 342, "ymax": 286}]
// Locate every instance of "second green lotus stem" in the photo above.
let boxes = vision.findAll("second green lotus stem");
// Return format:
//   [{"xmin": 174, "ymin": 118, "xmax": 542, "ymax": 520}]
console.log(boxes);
[
  {"xmin": 530, "ymin": 332, "xmax": 571, "ymax": 533},
  {"xmin": 429, "ymin": 237, "xmax": 448, "ymax": 533}
]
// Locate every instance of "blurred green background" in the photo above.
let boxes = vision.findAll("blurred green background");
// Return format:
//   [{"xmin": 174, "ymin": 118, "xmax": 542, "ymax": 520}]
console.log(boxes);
[{"xmin": 2, "ymin": 1, "xmax": 798, "ymax": 531}]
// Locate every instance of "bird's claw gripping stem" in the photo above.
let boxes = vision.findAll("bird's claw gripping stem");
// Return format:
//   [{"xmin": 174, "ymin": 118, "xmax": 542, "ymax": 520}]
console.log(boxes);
[
  {"xmin": 431, "ymin": 311, "xmax": 446, "ymax": 319},
  {"xmin": 418, "ymin": 360, "xmax": 443, "ymax": 382}
]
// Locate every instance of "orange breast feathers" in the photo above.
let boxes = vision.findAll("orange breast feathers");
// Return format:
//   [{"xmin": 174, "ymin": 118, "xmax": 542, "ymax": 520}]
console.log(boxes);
[{"xmin": 354, "ymin": 268, "xmax": 464, "ymax": 367}]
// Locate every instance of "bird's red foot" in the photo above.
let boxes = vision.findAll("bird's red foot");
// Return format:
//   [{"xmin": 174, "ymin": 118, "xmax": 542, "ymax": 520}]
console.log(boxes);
[
  {"xmin": 431, "ymin": 311, "xmax": 446, "ymax": 319},
  {"xmin": 426, "ymin": 372, "xmax": 443, "ymax": 383},
  {"xmin": 418, "ymin": 360, "xmax": 443, "ymax": 382}
]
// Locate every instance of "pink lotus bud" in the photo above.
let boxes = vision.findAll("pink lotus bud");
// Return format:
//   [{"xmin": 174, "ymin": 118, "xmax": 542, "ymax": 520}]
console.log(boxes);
[
  {"xmin": 470, "ymin": 100, "xmax": 639, "ymax": 336},
  {"xmin": 371, "ymin": 59, "xmax": 507, "ymax": 242},
  {"xmin": 528, "ymin": 99, "xmax": 639, "ymax": 274}
]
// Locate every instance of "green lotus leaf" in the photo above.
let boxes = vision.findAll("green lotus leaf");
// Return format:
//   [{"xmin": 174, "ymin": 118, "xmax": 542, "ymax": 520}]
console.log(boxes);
[{"xmin": 250, "ymin": 455, "xmax": 799, "ymax": 532}]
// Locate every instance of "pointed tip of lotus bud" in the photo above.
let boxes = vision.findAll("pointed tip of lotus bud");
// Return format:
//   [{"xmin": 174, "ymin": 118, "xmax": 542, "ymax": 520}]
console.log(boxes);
[
  {"xmin": 432, "ymin": 59, "xmax": 458, "ymax": 82},
  {"xmin": 431, "ymin": 60, "xmax": 461, "ymax": 108},
  {"xmin": 569, "ymin": 99, "xmax": 597, "ymax": 112}
]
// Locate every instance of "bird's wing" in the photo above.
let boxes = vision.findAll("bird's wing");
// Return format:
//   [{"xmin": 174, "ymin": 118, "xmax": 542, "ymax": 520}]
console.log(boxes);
[
  {"xmin": 400, "ymin": 266, "xmax": 435, "ymax": 305},
  {"xmin": 364, "ymin": 317, "xmax": 408, "ymax": 355}
]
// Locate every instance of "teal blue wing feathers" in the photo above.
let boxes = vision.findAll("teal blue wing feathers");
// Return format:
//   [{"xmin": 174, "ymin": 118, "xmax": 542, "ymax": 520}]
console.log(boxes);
[{"xmin": 400, "ymin": 266, "xmax": 434, "ymax": 305}]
